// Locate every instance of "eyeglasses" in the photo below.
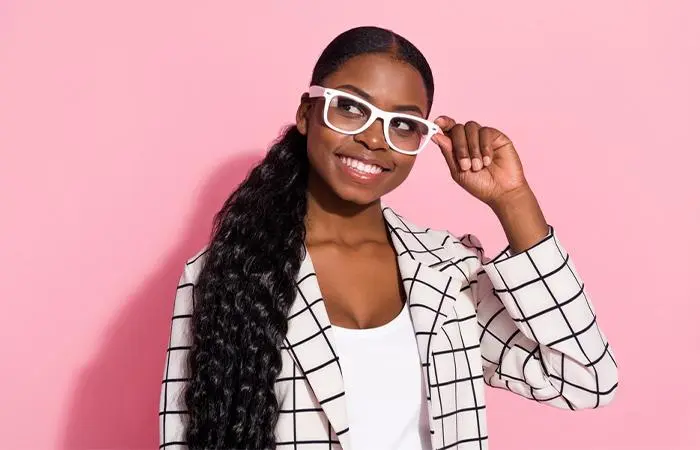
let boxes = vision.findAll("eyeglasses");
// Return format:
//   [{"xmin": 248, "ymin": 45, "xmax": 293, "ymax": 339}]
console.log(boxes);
[{"xmin": 307, "ymin": 85, "xmax": 439, "ymax": 155}]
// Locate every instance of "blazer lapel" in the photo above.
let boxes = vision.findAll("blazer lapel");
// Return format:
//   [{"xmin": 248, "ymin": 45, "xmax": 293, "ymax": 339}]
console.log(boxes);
[
  {"xmin": 382, "ymin": 206, "xmax": 462, "ymax": 440},
  {"xmin": 382, "ymin": 205, "xmax": 459, "ymax": 351},
  {"xmin": 284, "ymin": 249, "xmax": 351, "ymax": 449}
]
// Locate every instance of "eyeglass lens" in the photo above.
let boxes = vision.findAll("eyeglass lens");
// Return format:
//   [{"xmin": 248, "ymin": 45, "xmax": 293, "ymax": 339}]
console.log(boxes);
[{"xmin": 327, "ymin": 94, "xmax": 428, "ymax": 152}]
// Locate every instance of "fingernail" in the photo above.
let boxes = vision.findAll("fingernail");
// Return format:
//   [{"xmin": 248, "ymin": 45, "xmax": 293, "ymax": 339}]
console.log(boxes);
[
  {"xmin": 472, "ymin": 158, "xmax": 482, "ymax": 171},
  {"xmin": 483, "ymin": 156, "xmax": 491, "ymax": 166},
  {"xmin": 459, "ymin": 158, "xmax": 471, "ymax": 171}
]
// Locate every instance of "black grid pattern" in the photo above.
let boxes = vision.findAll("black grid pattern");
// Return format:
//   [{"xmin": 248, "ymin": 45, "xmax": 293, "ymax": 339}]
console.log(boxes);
[
  {"xmin": 159, "ymin": 206, "xmax": 617, "ymax": 449},
  {"xmin": 160, "ymin": 263, "xmax": 196, "ymax": 449},
  {"xmin": 453, "ymin": 229, "xmax": 619, "ymax": 412}
]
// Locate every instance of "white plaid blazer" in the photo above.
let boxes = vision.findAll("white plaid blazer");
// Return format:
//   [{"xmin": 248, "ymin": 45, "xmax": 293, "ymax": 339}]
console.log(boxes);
[{"xmin": 160, "ymin": 206, "xmax": 618, "ymax": 449}]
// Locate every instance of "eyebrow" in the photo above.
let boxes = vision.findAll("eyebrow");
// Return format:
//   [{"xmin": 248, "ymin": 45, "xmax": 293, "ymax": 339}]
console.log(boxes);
[{"xmin": 334, "ymin": 84, "xmax": 426, "ymax": 117}]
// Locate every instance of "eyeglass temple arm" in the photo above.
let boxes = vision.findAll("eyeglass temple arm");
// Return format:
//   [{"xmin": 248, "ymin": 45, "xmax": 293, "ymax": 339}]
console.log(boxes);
[{"xmin": 307, "ymin": 85, "xmax": 325, "ymax": 97}]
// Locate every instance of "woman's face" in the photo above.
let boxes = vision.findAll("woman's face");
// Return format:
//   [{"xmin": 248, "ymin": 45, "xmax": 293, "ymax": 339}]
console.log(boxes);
[{"xmin": 297, "ymin": 53, "xmax": 430, "ymax": 206}]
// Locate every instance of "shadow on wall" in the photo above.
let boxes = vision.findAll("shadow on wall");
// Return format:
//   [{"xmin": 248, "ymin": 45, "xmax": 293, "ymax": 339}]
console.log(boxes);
[{"xmin": 60, "ymin": 152, "xmax": 263, "ymax": 449}]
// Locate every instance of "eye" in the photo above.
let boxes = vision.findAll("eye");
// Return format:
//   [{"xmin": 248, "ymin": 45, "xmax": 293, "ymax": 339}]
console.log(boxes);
[
  {"xmin": 331, "ymin": 96, "xmax": 366, "ymax": 117},
  {"xmin": 390, "ymin": 118, "xmax": 418, "ymax": 132}
]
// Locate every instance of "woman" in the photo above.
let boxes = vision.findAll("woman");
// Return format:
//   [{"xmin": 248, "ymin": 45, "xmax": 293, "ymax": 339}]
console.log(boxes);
[{"xmin": 159, "ymin": 26, "xmax": 618, "ymax": 450}]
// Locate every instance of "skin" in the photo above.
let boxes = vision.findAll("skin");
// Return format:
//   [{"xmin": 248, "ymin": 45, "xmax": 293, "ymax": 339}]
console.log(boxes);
[{"xmin": 295, "ymin": 52, "xmax": 548, "ymax": 329}]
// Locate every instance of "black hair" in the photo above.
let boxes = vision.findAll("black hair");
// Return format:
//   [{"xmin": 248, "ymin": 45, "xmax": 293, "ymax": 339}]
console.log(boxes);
[{"xmin": 184, "ymin": 25, "xmax": 434, "ymax": 449}]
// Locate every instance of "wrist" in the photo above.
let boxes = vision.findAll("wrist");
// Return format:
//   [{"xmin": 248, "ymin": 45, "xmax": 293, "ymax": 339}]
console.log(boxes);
[
  {"xmin": 489, "ymin": 185, "xmax": 535, "ymax": 217},
  {"xmin": 488, "ymin": 185, "xmax": 549, "ymax": 253}
]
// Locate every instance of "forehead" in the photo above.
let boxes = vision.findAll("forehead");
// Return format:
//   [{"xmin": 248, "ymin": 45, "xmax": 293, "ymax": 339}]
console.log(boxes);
[{"xmin": 321, "ymin": 53, "xmax": 429, "ymax": 115}]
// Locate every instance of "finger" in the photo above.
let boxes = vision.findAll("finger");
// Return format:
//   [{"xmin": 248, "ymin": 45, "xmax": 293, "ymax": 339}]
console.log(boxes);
[
  {"xmin": 479, "ymin": 126, "xmax": 496, "ymax": 166},
  {"xmin": 465, "ymin": 121, "xmax": 483, "ymax": 171},
  {"xmin": 448, "ymin": 123, "xmax": 470, "ymax": 171},
  {"xmin": 434, "ymin": 115, "xmax": 458, "ymax": 134},
  {"xmin": 432, "ymin": 133, "xmax": 459, "ymax": 174}
]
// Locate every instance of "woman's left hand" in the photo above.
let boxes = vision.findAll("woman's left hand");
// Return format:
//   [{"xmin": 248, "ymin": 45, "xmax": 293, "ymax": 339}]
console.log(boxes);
[{"xmin": 431, "ymin": 116, "xmax": 529, "ymax": 208}]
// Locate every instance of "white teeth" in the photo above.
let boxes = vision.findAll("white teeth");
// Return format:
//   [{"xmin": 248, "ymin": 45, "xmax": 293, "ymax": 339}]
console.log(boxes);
[{"xmin": 340, "ymin": 156, "xmax": 383, "ymax": 174}]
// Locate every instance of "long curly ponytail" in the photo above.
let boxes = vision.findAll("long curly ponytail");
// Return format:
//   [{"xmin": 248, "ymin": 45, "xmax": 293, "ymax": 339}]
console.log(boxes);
[{"xmin": 185, "ymin": 26, "xmax": 435, "ymax": 449}]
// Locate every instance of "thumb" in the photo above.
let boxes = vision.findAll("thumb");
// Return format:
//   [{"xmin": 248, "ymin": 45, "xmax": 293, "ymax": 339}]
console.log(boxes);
[
  {"xmin": 431, "ymin": 133, "xmax": 451, "ymax": 152},
  {"xmin": 431, "ymin": 133, "xmax": 458, "ymax": 174},
  {"xmin": 434, "ymin": 115, "xmax": 457, "ymax": 133}
]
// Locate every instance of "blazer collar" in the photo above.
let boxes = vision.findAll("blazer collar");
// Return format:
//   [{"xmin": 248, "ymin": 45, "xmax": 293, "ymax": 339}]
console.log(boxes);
[
  {"xmin": 283, "ymin": 205, "xmax": 459, "ymax": 449},
  {"xmin": 381, "ymin": 205, "xmax": 454, "ymax": 267}
]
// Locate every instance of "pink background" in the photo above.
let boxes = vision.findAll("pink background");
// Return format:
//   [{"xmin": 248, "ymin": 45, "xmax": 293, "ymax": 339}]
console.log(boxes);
[{"xmin": 1, "ymin": 1, "xmax": 698, "ymax": 449}]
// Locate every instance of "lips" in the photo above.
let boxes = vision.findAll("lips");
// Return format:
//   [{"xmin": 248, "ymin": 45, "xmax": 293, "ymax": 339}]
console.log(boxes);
[
  {"xmin": 335, "ymin": 152, "xmax": 391, "ymax": 171},
  {"xmin": 337, "ymin": 155, "xmax": 384, "ymax": 175},
  {"xmin": 334, "ymin": 154, "xmax": 388, "ymax": 184}
]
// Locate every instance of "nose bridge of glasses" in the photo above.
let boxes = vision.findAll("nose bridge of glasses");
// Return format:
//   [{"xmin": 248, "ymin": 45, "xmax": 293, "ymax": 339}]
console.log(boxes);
[{"xmin": 355, "ymin": 114, "xmax": 391, "ymax": 148}]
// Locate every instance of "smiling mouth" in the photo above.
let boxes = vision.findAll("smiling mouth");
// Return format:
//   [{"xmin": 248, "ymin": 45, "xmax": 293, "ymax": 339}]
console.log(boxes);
[
  {"xmin": 333, "ymin": 154, "xmax": 390, "ymax": 184},
  {"xmin": 335, "ymin": 154, "xmax": 390, "ymax": 174}
]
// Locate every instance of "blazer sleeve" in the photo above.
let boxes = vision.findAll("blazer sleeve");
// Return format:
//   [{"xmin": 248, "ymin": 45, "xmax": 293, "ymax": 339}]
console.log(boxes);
[
  {"xmin": 449, "ymin": 226, "xmax": 618, "ymax": 410},
  {"xmin": 159, "ymin": 263, "xmax": 194, "ymax": 449}
]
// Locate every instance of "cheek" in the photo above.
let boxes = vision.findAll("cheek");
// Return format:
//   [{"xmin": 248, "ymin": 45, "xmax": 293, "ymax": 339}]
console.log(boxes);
[
  {"xmin": 393, "ymin": 154, "xmax": 417, "ymax": 176},
  {"xmin": 306, "ymin": 106, "xmax": 334, "ymax": 153},
  {"xmin": 307, "ymin": 123, "xmax": 342, "ymax": 161},
  {"xmin": 378, "ymin": 153, "xmax": 416, "ymax": 195}
]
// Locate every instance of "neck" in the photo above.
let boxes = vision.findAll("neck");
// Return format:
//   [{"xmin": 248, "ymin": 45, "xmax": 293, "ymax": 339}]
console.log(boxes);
[{"xmin": 305, "ymin": 171, "xmax": 388, "ymax": 246}]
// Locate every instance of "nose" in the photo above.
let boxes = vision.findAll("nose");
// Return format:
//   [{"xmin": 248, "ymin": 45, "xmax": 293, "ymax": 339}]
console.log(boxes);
[{"xmin": 354, "ymin": 118, "xmax": 388, "ymax": 151}]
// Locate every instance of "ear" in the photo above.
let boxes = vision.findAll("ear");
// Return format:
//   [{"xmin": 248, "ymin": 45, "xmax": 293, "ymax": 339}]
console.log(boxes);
[{"xmin": 296, "ymin": 93, "xmax": 311, "ymax": 136}]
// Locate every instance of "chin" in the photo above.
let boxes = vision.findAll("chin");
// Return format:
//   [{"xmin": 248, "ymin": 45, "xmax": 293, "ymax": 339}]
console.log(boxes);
[{"xmin": 332, "ymin": 183, "xmax": 382, "ymax": 206}]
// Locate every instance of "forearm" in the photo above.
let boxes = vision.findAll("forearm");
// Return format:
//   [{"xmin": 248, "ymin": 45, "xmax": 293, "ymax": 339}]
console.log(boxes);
[{"xmin": 490, "ymin": 186, "xmax": 549, "ymax": 254}]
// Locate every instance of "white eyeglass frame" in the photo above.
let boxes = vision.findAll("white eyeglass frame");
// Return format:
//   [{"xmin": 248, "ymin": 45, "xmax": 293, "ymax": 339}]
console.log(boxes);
[{"xmin": 307, "ymin": 85, "xmax": 439, "ymax": 155}]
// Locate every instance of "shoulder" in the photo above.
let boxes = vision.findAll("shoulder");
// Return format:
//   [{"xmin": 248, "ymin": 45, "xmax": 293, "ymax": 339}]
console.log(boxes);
[{"xmin": 181, "ymin": 246, "xmax": 209, "ymax": 281}]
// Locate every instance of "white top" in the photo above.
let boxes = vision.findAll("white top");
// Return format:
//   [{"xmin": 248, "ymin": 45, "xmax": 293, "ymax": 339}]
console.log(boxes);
[{"xmin": 331, "ymin": 302, "xmax": 432, "ymax": 450}]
